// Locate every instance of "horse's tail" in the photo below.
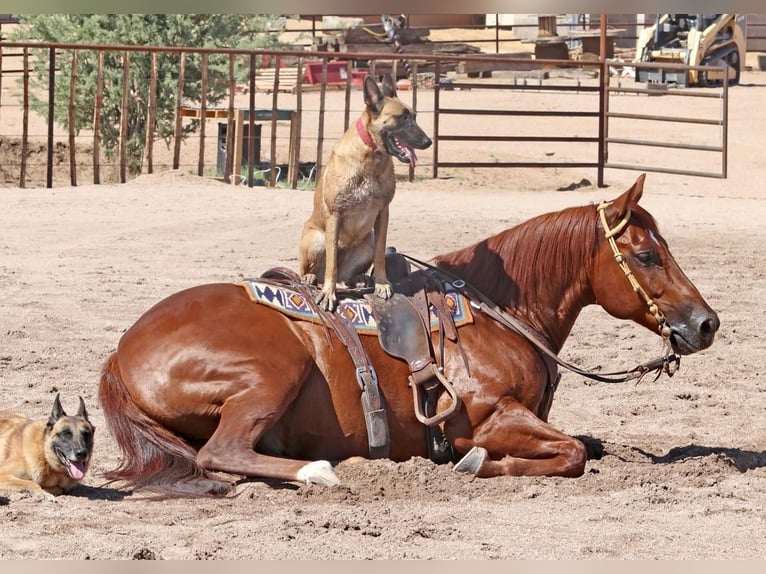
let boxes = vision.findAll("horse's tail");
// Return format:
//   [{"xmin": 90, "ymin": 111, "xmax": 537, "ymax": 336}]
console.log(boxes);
[{"xmin": 98, "ymin": 352, "xmax": 232, "ymax": 497}]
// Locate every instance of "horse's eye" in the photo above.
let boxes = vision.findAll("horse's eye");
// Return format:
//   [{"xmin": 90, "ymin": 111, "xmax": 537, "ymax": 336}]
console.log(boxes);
[{"xmin": 635, "ymin": 250, "xmax": 660, "ymax": 266}]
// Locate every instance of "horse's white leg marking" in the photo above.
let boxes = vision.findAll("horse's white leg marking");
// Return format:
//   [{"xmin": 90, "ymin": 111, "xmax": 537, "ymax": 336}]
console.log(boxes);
[{"xmin": 296, "ymin": 460, "xmax": 340, "ymax": 486}]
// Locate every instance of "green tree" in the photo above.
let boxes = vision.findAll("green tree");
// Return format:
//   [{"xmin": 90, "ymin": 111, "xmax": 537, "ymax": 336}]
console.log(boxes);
[{"xmin": 11, "ymin": 14, "xmax": 290, "ymax": 175}]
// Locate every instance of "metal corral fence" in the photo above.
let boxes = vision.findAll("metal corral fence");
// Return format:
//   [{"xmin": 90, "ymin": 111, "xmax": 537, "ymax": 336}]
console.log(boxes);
[
  {"xmin": 0, "ymin": 40, "xmax": 730, "ymax": 189},
  {"xmin": 605, "ymin": 60, "xmax": 730, "ymax": 179}
]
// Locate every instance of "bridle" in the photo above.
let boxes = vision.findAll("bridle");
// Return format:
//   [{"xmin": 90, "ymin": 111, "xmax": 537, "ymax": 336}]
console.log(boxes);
[
  {"xmin": 597, "ymin": 200, "xmax": 672, "ymax": 341},
  {"xmin": 401, "ymin": 202, "xmax": 681, "ymax": 384}
]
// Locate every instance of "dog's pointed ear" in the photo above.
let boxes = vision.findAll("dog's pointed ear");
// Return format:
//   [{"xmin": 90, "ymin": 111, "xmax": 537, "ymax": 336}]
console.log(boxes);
[
  {"xmin": 48, "ymin": 393, "xmax": 65, "ymax": 427},
  {"xmin": 381, "ymin": 73, "xmax": 397, "ymax": 98},
  {"xmin": 363, "ymin": 75, "xmax": 386, "ymax": 115},
  {"xmin": 77, "ymin": 396, "xmax": 90, "ymax": 421}
]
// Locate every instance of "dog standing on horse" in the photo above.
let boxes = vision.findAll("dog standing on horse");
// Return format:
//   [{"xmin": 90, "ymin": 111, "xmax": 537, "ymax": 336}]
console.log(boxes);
[{"xmin": 298, "ymin": 73, "xmax": 432, "ymax": 311}]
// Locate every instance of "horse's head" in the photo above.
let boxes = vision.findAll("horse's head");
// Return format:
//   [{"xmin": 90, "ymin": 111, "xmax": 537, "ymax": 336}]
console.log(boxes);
[{"xmin": 592, "ymin": 174, "xmax": 719, "ymax": 355}]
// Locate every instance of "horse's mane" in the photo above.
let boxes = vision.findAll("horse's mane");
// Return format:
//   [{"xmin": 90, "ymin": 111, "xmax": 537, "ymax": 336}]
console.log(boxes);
[{"xmin": 433, "ymin": 203, "xmax": 600, "ymax": 315}]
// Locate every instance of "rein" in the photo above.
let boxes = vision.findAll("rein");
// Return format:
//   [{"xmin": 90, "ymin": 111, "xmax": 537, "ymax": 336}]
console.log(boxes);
[{"xmin": 400, "ymin": 203, "xmax": 681, "ymax": 384}]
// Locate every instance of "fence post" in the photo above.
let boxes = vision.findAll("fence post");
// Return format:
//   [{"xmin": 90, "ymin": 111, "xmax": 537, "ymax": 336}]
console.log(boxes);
[
  {"xmin": 172, "ymin": 51, "xmax": 185, "ymax": 170},
  {"xmin": 597, "ymin": 13, "xmax": 607, "ymax": 188},
  {"xmin": 432, "ymin": 59, "xmax": 440, "ymax": 179},
  {"xmin": 145, "ymin": 51, "xmax": 158, "ymax": 175},
  {"xmin": 119, "ymin": 50, "xmax": 130, "ymax": 183},
  {"xmin": 20, "ymin": 47, "xmax": 29, "ymax": 188},
  {"xmin": 68, "ymin": 50, "xmax": 78, "ymax": 186},
  {"xmin": 246, "ymin": 52, "xmax": 256, "ymax": 187},
  {"xmin": 224, "ymin": 53, "xmax": 235, "ymax": 183},
  {"xmin": 291, "ymin": 57, "xmax": 304, "ymax": 190},
  {"xmin": 316, "ymin": 57, "xmax": 328, "ymax": 179},
  {"xmin": 721, "ymin": 66, "xmax": 729, "ymax": 179},
  {"xmin": 269, "ymin": 56, "xmax": 280, "ymax": 187},
  {"xmin": 198, "ymin": 52, "xmax": 208, "ymax": 177},
  {"xmin": 47, "ymin": 47, "xmax": 55, "ymax": 188},
  {"xmin": 93, "ymin": 50, "xmax": 103, "ymax": 184}
]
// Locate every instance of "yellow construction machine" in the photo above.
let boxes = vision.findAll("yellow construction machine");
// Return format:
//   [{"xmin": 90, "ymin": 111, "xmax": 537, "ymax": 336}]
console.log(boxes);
[{"xmin": 635, "ymin": 14, "xmax": 745, "ymax": 87}]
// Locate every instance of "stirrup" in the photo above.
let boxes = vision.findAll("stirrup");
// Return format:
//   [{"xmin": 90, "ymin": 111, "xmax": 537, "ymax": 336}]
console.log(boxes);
[{"xmin": 409, "ymin": 363, "xmax": 461, "ymax": 426}]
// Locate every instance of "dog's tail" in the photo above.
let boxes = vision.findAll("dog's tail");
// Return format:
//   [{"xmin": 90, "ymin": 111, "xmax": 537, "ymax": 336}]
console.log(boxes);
[{"xmin": 98, "ymin": 352, "xmax": 232, "ymax": 497}]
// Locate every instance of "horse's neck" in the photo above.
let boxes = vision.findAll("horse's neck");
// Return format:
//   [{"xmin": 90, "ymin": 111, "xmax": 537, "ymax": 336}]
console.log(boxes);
[{"xmin": 439, "ymin": 214, "xmax": 596, "ymax": 353}]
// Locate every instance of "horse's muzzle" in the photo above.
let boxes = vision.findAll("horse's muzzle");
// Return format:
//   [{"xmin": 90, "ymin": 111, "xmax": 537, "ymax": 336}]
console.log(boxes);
[{"xmin": 669, "ymin": 309, "xmax": 720, "ymax": 355}]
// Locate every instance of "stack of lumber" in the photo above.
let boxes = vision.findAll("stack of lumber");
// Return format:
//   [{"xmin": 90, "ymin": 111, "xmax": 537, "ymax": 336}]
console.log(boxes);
[{"xmin": 314, "ymin": 23, "xmax": 482, "ymax": 76}]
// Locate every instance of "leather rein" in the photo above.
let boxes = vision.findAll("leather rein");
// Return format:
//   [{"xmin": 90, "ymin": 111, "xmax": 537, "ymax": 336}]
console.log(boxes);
[{"xmin": 401, "ymin": 203, "xmax": 681, "ymax": 385}]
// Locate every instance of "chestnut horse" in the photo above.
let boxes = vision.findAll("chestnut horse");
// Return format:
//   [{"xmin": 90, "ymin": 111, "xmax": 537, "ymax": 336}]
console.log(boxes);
[{"xmin": 98, "ymin": 174, "xmax": 719, "ymax": 495}]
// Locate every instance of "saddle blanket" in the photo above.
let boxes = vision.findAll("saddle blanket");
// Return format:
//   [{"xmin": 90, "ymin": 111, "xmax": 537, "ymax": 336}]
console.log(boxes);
[{"xmin": 240, "ymin": 279, "xmax": 473, "ymax": 336}]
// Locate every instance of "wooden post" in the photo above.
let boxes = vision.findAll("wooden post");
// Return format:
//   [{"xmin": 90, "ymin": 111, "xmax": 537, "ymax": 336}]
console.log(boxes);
[
  {"xmin": 343, "ymin": 60, "xmax": 352, "ymax": 132},
  {"xmin": 409, "ymin": 61, "xmax": 417, "ymax": 182},
  {"xmin": 269, "ymin": 57, "xmax": 280, "ymax": 187},
  {"xmin": 198, "ymin": 53, "xmax": 208, "ymax": 177},
  {"xmin": 20, "ymin": 48, "xmax": 29, "ymax": 188},
  {"xmin": 93, "ymin": 50, "xmax": 104, "ymax": 184},
  {"xmin": 172, "ymin": 52, "xmax": 186, "ymax": 170},
  {"xmin": 224, "ymin": 54, "xmax": 235, "ymax": 183},
  {"xmin": 247, "ymin": 53, "xmax": 256, "ymax": 187},
  {"xmin": 316, "ymin": 58, "xmax": 328, "ymax": 178},
  {"xmin": 119, "ymin": 50, "xmax": 130, "ymax": 183},
  {"xmin": 290, "ymin": 57, "xmax": 304, "ymax": 189},
  {"xmin": 145, "ymin": 52, "xmax": 158, "ymax": 174},
  {"xmin": 432, "ymin": 59, "xmax": 440, "ymax": 179},
  {"xmin": 232, "ymin": 109, "xmax": 244, "ymax": 186},
  {"xmin": 46, "ymin": 47, "xmax": 55, "ymax": 188},
  {"xmin": 597, "ymin": 14, "xmax": 607, "ymax": 188},
  {"xmin": 68, "ymin": 50, "xmax": 78, "ymax": 186}
]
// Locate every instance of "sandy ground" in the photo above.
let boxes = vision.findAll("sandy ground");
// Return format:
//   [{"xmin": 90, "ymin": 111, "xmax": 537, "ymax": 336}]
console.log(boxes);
[{"xmin": 1, "ymin": 69, "xmax": 765, "ymax": 560}]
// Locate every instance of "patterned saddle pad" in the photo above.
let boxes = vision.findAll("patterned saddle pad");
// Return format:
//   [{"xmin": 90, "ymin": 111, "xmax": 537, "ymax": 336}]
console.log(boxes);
[{"xmin": 240, "ymin": 279, "xmax": 472, "ymax": 336}]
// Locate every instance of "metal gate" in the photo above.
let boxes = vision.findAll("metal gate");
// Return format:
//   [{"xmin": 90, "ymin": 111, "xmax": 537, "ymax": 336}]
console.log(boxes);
[{"xmin": 604, "ymin": 61, "xmax": 730, "ymax": 179}]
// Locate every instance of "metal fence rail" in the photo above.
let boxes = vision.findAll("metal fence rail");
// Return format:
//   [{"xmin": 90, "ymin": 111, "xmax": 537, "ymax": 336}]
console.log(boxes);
[
  {"xmin": 0, "ymin": 38, "xmax": 731, "ymax": 189},
  {"xmin": 604, "ymin": 60, "xmax": 729, "ymax": 179}
]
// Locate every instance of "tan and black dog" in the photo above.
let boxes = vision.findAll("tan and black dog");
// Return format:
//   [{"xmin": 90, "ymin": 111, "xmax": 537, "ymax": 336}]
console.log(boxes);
[
  {"xmin": 298, "ymin": 73, "xmax": 432, "ymax": 311},
  {"xmin": 0, "ymin": 394, "xmax": 94, "ymax": 499}
]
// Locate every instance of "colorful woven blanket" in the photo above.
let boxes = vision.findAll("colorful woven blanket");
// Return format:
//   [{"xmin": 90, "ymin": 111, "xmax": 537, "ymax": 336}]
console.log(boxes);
[{"xmin": 240, "ymin": 279, "xmax": 472, "ymax": 336}]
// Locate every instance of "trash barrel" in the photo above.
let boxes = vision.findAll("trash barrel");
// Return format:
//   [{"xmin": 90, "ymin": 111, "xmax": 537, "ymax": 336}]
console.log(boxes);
[{"xmin": 216, "ymin": 122, "xmax": 262, "ymax": 178}]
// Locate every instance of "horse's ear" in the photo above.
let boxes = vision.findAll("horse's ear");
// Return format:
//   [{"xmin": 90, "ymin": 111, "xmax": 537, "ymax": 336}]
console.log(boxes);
[
  {"xmin": 606, "ymin": 173, "xmax": 646, "ymax": 223},
  {"xmin": 380, "ymin": 73, "xmax": 397, "ymax": 98},
  {"xmin": 363, "ymin": 75, "xmax": 385, "ymax": 115}
]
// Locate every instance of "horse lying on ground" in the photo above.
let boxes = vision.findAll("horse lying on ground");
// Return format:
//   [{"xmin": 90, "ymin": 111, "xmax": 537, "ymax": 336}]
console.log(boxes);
[{"xmin": 98, "ymin": 174, "xmax": 719, "ymax": 495}]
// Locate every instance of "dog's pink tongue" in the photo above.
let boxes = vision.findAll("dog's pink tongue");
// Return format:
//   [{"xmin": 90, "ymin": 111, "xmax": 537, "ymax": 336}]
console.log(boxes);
[
  {"xmin": 404, "ymin": 146, "xmax": 417, "ymax": 167},
  {"xmin": 67, "ymin": 460, "xmax": 85, "ymax": 480}
]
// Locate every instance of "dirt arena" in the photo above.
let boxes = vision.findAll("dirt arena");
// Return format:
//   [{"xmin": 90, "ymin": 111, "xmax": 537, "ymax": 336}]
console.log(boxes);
[{"xmin": 1, "ymin": 68, "xmax": 765, "ymax": 559}]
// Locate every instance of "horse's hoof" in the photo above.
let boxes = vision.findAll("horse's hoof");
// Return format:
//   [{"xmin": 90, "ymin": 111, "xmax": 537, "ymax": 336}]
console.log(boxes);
[
  {"xmin": 454, "ymin": 446, "xmax": 487, "ymax": 475},
  {"xmin": 296, "ymin": 460, "xmax": 340, "ymax": 486}
]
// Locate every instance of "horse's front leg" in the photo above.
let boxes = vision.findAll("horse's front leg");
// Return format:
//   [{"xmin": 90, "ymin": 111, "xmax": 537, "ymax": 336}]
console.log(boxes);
[{"xmin": 451, "ymin": 397, "xmax": 589, "ymax": 478}]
